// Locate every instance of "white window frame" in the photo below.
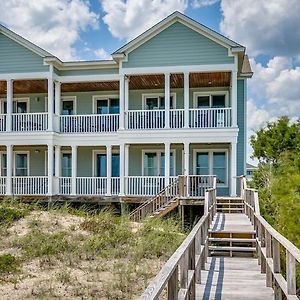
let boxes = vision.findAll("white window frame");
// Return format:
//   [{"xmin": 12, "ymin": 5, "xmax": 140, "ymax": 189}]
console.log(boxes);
[
  {"xmin": 193, "ymin": 149, "xmax": 228, "ymax": 187},
  {"xmin": 0, "ymin": 151, "xmax": 7, "ymax": 177},
  {"xmin": 142, "ymin": 149, "xmax": 176, "ymax": 176},
  {"xmin": 0, "ymin": 97, "xmax": 30, "ymax": 114},
  {"xmin": 61, "ymin": 150, "xmax": 72, "ymax": 177},
  {"xmin": 92, "ymin": 149, "xmax": 120, "ymax": 177},
  {"xmin": 13, "ymin": 151, "xmax": 30, "ymax": 176},
  {"xmin": 92, "ymin": 95, "xmax": 119, "ymax": 114},
  {"xmin": 193, "ymin": 91, "xmax": 229, "ymax": 108},
  {"xmin": 142, "ymin": 93, "xmax": 177, "ymax": 110}
]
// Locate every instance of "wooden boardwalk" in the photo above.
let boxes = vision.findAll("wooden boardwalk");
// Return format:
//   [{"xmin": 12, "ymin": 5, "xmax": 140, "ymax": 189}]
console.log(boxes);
[{"xmin": 196, "ymin": 213, "xmax": 273, "ymax": 299}]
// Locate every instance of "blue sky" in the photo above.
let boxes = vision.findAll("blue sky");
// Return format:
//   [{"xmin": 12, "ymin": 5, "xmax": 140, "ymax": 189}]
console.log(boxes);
[{"xmin": 0, "ymin": 0, "xmax": 299, "ymax": 163}]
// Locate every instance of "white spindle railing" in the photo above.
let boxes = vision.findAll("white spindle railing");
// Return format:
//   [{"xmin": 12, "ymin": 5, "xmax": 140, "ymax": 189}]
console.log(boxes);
[
  {"xmin": 0, "ymin": 177, "xmax": 6, "ymax": 195},
  {"xmin": 189, "ymin": 108, "xmax": 232, "ymax": 128},
  {"xmin": 59, "ymin": 177, "xmax": 72, "ymax": 195},
  {"xmin": 170, "ymin": 109, "xmax": 184, "ymax": 128},
  {"xmin": 111, "ymin": 177, "xmax": 120, "ymax": 195},
  {"xmin": 60, "ymin": 114, "xmax": 119, "ymax": 133},
  {"xmin": 12, "ymin": 176, "xmax": 48, "ymax": 195},
  {"xmin": 126, "ymin": 110, "xmax": 165, "ymax": 130},
  {"xmin": 0, "ymin": 114, "xmax": 6, "ymax": 131},
  {"xmin": 12, "ymin": 113, "xmax": 48, "ymax": 131},
  {"xmin": 125, "ymin": 176, "xmax": 165, "ymax": 196},
  {"xmin": 76, "ymin": 177, "xmax": 107, "ymax": 195},
  {"xmin": 188, "ymin": 175, "xmax": 216, "ymax": 197}
]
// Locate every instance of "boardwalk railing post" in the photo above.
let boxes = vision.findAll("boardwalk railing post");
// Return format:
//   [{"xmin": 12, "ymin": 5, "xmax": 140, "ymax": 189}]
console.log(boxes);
[
  {"xmin": 168, "ymin": 266, "xmax": 178, "ymax": 300},
  {"xmin": 286, "ymin": 250, "xmax": 296, "ymax": 295},
  {"xmin": 265, "ymin": 231, "xmax": 272, "ymax": 287},
  {"xmin": 272, "ymin": 238, "xmax": 282, "ymax": 300},
  {"xmin": 189, "ymin": 239, "xmax": 196, "ymax": 300},
  {"xmin": 195, "ymin": 228, "xmax": 202, "ymax": 284}
]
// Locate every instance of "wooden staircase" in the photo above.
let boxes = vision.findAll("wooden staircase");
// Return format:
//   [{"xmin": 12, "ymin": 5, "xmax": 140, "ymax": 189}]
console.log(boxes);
[{"xmin": 209, "ymin": 197, "xmax": 256, "ymax": 257}]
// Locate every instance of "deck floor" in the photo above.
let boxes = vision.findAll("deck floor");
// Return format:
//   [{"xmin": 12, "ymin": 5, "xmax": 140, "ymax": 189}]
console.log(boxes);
[{"xmin": 196, "ymin": 213, "xmax": 273, "ymax": 299}]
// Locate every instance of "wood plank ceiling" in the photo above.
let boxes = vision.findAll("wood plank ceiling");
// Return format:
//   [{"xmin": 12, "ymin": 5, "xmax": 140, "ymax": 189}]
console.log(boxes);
[{"xmin": 0, "ymin": 72, "xmax": 230, "ymax": 94}]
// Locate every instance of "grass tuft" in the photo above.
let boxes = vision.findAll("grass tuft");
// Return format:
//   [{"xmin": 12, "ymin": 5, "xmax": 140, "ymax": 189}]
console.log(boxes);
[{"xmin": 0, "ymin": 254, "xmax": 20, "ymax": 275}]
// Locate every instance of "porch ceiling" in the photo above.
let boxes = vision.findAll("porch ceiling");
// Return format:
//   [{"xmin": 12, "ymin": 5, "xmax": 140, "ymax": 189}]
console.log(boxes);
[{"xmin": 129, "ymin": 72, "xmax": 231, "ymax": 89}]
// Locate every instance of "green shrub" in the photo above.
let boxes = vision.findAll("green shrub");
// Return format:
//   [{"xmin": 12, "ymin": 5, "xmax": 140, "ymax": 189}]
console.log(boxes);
[
  {"xmin": 0, "ymin": 254, "xmax": 20, "ymax": 274},
  {"xmin": 0, "ymin": 206, "xmax": 26, "ymax": 225}
]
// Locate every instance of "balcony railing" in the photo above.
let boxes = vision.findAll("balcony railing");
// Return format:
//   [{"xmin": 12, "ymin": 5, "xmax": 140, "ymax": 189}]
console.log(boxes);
[
  {"xmin": 0, "ymin": 177, "xmax": 6, "ymax": 195},
  {"xmin": 187, "ymin": 175, "xmax": 216, "ymax": 197},
  {"xmin": 0, "ymin": 114, "xmax": 6, "ymax": 132},
  {"xmin": 59, "ymin": 177, "xmax": 72, "ymax": 195},
  {"xmin": 12, "ymin": 176, "xmax": 48, "ymax": 195},
  {"xmin": 111, "ymin": 177, "xmax": 120, "ymax": 195},
  {"xmin": 126, "ymin": 110, "xmax": 165, "ymax": 130},
  {"xmin": 12, "ymin": 113, "xmax": 48, "ymax": 131},
  {"xmin": 60, "ymin": 114, "xmax": 119, "ymax": 133},
  {"xmin": 170, "ymin": 109, "xmax": 184, "ymax": 128},
  {"xmin": 189, "ymin": 107, "xmax": 232, "ymax": 128},
  {"xmin": 125, "ymin": 176, "xmax": 165, "ymax": 196},
  {"xmin": 76, "ymin": 177, "xmax": 107, "ymax": 195}
]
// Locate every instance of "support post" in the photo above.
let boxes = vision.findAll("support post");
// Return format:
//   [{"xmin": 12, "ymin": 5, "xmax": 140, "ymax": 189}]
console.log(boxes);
[
  {"xmin": 125, "ymin": 144, "xmax": 129, "ymax": 177},
  {"xmin": 48, "ymin": 76, "xmax": 54, "ymax": 131},
  {"xmin": 106, "ymin": 145, "xmax": 112, "ymax": 196},
  {"xmin": 71, "ymin": 145, "xmax": 77, "ymax": 195},
  {"xmin": 230, "ymin": 141, "xmax": 237, "ymax": 196},
  {"xmin": 286, "ymin": 251, "xmax": 296, "ymax": 295},
  {"xmin": 124, "ymin": 76, "xmax": 129, "ymax": 129},
  {"xmin": 119, "ymin": 143, "xmax": 125, "ymax": 195},
  {"xmin": 184, "ymin": 72, "xmax": 189, "ymax": 128},
  {"xmin": 164, "ymin": 73, "xmax": 170, "ymax": 129},
  {"xmin": 47, "ymin": 144, "xmax": 54, "ymax": 196},
  {"xmin": 6, "ymin": 79, "xmax": 13, "ymax": 132},
  {"xmin": 6, "ymin": 144, "xmax": 13, "ymax": 195},
  {"xmin": 164, "ymin": 142, "xmax": 170, "ymax": 187},
  {"xmin": 54, "ymin": 81, "xmax": 61, "ymax": 131},
  {"xmin": 54, "ymin": 145, "xmax": 61, "ymax": 195},
  {"xmin": 119, "ymin": 75, "xmax": 125, "ymax": 130},
  {"xmin": 184, "ymin": 142, "xmax": 190, "ymax": 196},
  {"xmin": 231, "ymin": 69, "xmax": 237, "ymax": 127}
]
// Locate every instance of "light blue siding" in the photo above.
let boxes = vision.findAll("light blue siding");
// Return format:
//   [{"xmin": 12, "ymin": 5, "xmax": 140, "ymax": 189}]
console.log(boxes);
[
  {"xmin": 0, "ymin": 33, "xmax": 48, "ymax": 73},
  {"xmin": 237, "ymin": 79, "xmax": 246, "ymax": 176},
  {"xmin": 59, "ymin": 67, "xmax": 119, "ymax": 76},
  {"xmin": 123, "ymin": 22, "xmax": 234, "ymax": 68}
]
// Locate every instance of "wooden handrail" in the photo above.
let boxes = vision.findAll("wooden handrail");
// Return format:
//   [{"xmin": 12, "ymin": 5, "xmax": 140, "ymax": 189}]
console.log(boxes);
[
  {"xmin": 140, "ymin": 187, "xmax": 217, "ymax": 299},
  {"xmin": 241, "ymin": 176, "xmax": 300, "ymax": 299}
]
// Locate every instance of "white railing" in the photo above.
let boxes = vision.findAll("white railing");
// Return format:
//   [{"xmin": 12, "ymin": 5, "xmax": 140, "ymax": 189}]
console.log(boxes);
[
  {"xmin": 126, "ymin": 110, "xmax": 165, "ymax": 130},
  {"xmin": 12, "ymin": 176, "xmax": 48, "ymax": 195},
  {"xmin": 125, "ymin": 176, "xmax": 165, "ymax": 196},
  {"xmin": 76, "ymin": 177, "xmax": 107, "ymax": 195},
  {"xmin": 111, "ymin": 177, "xmax": 120, "ymax": 195},
  {"xmin": 0, "ymin": 177, "xmax": 6, "ymax": 195},
  {"xmin": 59, "ymin": 177, "xmax": 72, "ymax": 195},
  {"xmin": 60, "ymin": 114, "xmax": 119, "ymax": 133},
  {"xmin": 170, "ymin": 109, "xmax": 184, "ymax": 128},
  {"xmin": 0, "ymin": 114, "xmax": 6, "ymax": 131},
  {"xmin": 188, "ymin": 175, "xmax": 216, "ymax": 197},
  {"xmin": 12, "ymin": 113, "xmax": 48, "ymax": 131},
  {"xmin": 189, "ymin": 107, "xmax": 232, "ymax": 128}
]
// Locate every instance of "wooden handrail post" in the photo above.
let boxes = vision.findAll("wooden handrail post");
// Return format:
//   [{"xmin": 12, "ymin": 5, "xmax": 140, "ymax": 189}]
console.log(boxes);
[
  {"xmin": 189, "ymin": 239, "xmax": 196, "ymax": 299},
  {"xmin": 167, "ymin": 266, "xmax": 178, "ymax": 300},
  {"xmin": 180, "ymin": 249, "xmax": 189, "ymax": 289},
  {"xmin": 266, "ymin": 231, "xmax": 272, "ymax": 287},
  {"xmin": 273, "ymin": 238, "xmax": 282, "ymax": 300},
  {"xmin": 286, "ymin": 250, "xmax": 296, "ymax": 295}
]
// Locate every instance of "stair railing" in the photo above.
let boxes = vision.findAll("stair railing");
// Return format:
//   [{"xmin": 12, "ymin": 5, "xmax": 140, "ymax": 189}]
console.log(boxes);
[
  {"xmin": 241, "ymin": 176, "xmax": 300, "ymax": 299},
  {"xmin": 129, "ymin": 177, "xmax": 180, "ymax": 222},
  {"xmin": 139, "ymin": 182, "xmax": 217, "ymax": 299}
]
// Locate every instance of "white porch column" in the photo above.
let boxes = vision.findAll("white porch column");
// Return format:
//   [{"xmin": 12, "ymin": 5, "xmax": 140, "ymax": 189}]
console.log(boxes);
[
  {"xmin": 125, "ymin": 144, "xmax": 129, "ymax": 177},
  {"xmin": 231, "ymin": 70, "xmax": 237, "ymax": 127},
  {"xmin": 47, "ymin": 144, "xmax": 54, "ymax": 196},
  {"xmin": 119, "ymin": 75, "xmax": 125, "ymax": 130},
  {"xmin": 6, "ymin": 80, "xmax": 13, "ymax": 132},
  {"xmin": 124, "ymin": 77, "xmax": 129, "ymax": 129},
  {"xmin": 184, "ymin": 72, "xmax": 190, "ymax": 128},
  {"xmin": 71, "ymin": 145, "xmax": 77, "ymax": 195},
  {"xmin": 184, "ymin": 142, "xmax": 190, "ymax": 197},
  {"xmin": 119, "ymin": 143, "xmax": 125, "ymax": 195},
  {"xmin": 230, "ymin": 141, "xmax": 237, "ymax": 196},
  {"xmin": 164, "ymin": 142, "xmax": 170, "ymax": 187},
  {"xmin": 54, "ymin": 81, "xmax": 61, "ymax": 115},
  {"xmin": 55, "ymin": 145, "xmax": 61, "ymax": 177},
  {"xmin": 48, "ymin": 77, "xmax": 54, "ymax": 131},
  {"xmin": 106, "ymin": 145, "xmax": 112, "ymax": 196},
  {"xmin": 164, "ymin": 73, "xmax": 170, "ymax": 129},
  {"xmin": 6, "ymin": 144, "xmax": 13, "ymax": 195}
]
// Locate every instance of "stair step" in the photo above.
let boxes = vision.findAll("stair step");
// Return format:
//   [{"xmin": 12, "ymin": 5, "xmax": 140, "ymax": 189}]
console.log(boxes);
[
  {"xmin": 216, "ymin": 203, "xmax": 244, "ymax": 206},
  {"xmin": 209, "ymin": 238, "xmax": 256, "ymax": 243},
  {"xmin": 209, "ymin": 246, "xmax": 256, "ymax": 252},
  {"xmin": 216, "ymin": 208, "xmax": 244, "ymax": 212}
]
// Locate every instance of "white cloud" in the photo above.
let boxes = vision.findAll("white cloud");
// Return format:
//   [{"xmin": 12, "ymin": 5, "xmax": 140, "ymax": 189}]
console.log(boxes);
[
  {"xmin": 191, "ymin": 0, "xmax": 219, "ymax": 8},
  {"xmin": 94, "ymin": 48, "xmax": 112, "ymax": 60},
  {"xmin": 0, "ymin": 0, "xmax": 99, "ymax": 61},
  {"xmin": 101, "ymin": 0, "xmax": 188, "ymax": 40},
  {"xmin": 220, "ymin": 0, "xmax": 300, "ymax": 58}
]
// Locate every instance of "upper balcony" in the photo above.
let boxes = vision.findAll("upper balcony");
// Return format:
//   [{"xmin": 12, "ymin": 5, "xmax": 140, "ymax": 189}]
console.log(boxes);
[{"xmin": 0, "ymin": 71, "xmax": 235, "ymax": 134}]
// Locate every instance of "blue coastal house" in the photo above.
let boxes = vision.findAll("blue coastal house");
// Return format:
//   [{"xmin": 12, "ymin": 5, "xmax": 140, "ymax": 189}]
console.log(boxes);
[{"xmin": 0, "ymin": 12, "xmax": 252, "ymax": 202}]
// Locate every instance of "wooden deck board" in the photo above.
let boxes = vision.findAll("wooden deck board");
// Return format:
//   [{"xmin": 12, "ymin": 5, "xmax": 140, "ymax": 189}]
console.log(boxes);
[{"xmin": 196, "ymin": 257, "xmax": 273, "ymax": 299}]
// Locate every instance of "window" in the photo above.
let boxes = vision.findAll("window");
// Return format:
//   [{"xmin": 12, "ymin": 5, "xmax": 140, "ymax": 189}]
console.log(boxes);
[
  {"xmin": 95, "ymin": 154, "xmax": 107, "ymax": 177},
  {"xmin": 194, "ymin": 150, "xmax": 228, "ymax": 186},
  {"xmin": 1, "ymin": 99, "xmax": 29, "ymax": 114},
  {"xmin": 144, "ymin": 94, "xmax": 175, "ymax": 110},
  {"xmin": 0, "ymin": 153, "xmax": 7, "ymax": 176},
  {"xmin": 62, "ymin": 153, "xmax": 72, "ymax": 177},
  {"xmin": 95, "ymin": 98, "xmax": 119, "ymax": 114},
  {"xmin": 62, "ymin": 100, "xmax": 74, "ymax": 115},
  {"xmin": 194, "ymin": 92, "xmax": 227, "ymax": 108},
  {"xmin": 112, "ymin": 154, "xmax": 120, "ymax": 177},
  {"xmin": 15, "ymin": 153, "xmax": 28, "ymax": 176},
  {"xmin": 143, "ymin": 150, "xmax": 175, "ymax": 176}
]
